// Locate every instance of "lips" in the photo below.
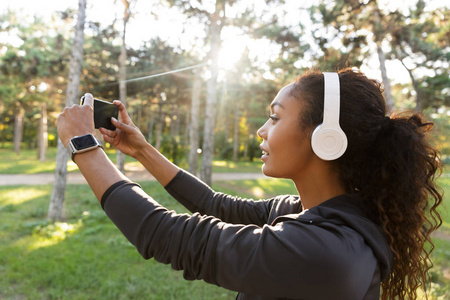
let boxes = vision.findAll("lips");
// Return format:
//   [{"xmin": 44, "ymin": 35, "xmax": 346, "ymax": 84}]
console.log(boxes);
[{"xmin": 260, "ymin": 145, "xmax": 269, "ymax": 161}]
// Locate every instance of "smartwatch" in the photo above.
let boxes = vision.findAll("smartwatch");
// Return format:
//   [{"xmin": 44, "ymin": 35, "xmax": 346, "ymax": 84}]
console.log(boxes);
[{"xmin": 66, "ymin": 134, "xmax": 103, "ymax": 161}]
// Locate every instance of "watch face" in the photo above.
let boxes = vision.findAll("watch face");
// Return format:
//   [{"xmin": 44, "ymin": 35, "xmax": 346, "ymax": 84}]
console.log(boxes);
[{"xmin": 72, "ymin": 134, "xmax": 98, "ymax": 150}]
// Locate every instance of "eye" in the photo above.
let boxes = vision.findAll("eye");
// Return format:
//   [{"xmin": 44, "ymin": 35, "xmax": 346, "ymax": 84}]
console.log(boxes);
[{"xmin": 269, "ymin": 114, "xmax": 279, "ymax": 123}]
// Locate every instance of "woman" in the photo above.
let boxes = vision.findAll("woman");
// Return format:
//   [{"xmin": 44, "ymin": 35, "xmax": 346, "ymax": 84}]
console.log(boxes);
[{"xmin": 57, "ymin": 68, "xmax": 443, "ymax": 299}]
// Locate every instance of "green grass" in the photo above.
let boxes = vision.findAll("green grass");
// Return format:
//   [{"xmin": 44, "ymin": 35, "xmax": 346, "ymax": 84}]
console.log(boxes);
[
  {"xmin": 0, "ymin": 147, "xmax": 262, "ymax": 174},
  {"xmin": 438, "ymin": 177, "xmax": 450, "ymax": 232},
  {"xmin": 214, "ymin": 178, "xmax": 297, "ymax": 199},
  {"xmin": 427, "ymin": 177, "xmax": 450, "ymax": 299},
  {"xmin": 0, "ymin": 178, "xmax": 294, "ymax": 299},
  {"xmin": 0, "ymin": 147, "xmax": 139, "ymax": 174},
  {"xmin": 0, "ymin": 173, "xmax": 449, "ymax": 299},
  {"xmin": 211, "ymin": 160, "xmax": 262, "ymax": 173},
  {"xmin": 428, "ymin": 237, "xmax": 450, "ymax": 297},
  {"xmin": 0, "ymin": 147, "xmax": 63, "ymax": 174},
  {"xmin": 0, "ymin": 182, "xmax": 237, "ymax": 299}
]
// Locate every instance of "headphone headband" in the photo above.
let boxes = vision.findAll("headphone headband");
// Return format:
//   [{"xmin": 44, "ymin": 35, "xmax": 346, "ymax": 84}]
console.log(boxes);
[
  {"xmin": 322, "ymin": 73, "xmax": 341, "ymax": 127},
  {"xmin": 310, "ymin": 72, "xmax": 348, "ymax": 161}
]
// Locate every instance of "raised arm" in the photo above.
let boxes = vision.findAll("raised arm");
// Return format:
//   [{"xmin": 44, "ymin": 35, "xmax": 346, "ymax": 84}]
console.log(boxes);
[
  {"xmin": 100, "ymin": 100, "xmax": 275, "ymax": 225},
  {"xmin": 165, "ymin": 170, "xmax": 275, "ymax": 226},
  {"xmin": 99, "ymin": 100, "xmax": 179, "ymax": 187},
  {"xmin": 103, "ymin": 183, "xmax": 380, "ymax": 299},
  {"xmin": 56, "ymin": 93, "xmax": 128, "ymax": 201}
]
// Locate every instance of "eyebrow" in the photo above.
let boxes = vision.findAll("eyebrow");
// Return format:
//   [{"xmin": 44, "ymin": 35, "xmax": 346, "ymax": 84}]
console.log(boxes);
[{"xmin": 270, "ymin": 101, "xmax": 285, "ymax": 110}]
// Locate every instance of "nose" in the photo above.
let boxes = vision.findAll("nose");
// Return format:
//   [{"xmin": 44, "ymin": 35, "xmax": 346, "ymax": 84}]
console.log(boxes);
[{"xmin": 257, "ymin": 120, "xmax": 268, "ymax": 140}]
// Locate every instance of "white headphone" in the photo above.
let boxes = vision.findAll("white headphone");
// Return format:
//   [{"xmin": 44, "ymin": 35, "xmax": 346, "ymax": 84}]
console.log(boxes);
[{"xmin": 311, "ymin": 72, "xmax": 348, "ymax": 161}]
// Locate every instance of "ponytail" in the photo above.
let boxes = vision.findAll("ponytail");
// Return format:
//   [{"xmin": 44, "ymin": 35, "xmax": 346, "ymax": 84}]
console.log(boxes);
[
  {"xmin": 361, "ymin": 113, "xmax": 443, "ymax": 300},
  {"xmin": 292, "ymin": 68, "xmax": 444, "ymax": 299}
]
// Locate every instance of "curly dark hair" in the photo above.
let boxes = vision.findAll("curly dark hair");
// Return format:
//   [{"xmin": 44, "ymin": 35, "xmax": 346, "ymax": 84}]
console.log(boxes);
[{"xmin": 290, "ymin": 68, "xmax": 443, "ymax": 299}]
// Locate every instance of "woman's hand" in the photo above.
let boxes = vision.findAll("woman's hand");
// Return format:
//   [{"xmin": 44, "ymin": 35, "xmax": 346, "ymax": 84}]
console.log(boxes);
[
  {"xmin": 99, "ymin": 100, "xmax": 148, "ymax": 158},
  {"xmin": 57, "ymin": 93, "xmax": 96, "ymax": 146}
]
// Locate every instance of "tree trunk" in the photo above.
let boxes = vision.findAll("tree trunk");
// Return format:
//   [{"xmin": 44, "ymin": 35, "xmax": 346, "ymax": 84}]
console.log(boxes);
[
  {"xmin": 48, "ymin": 0, "xmax": 87, "ymax": 222},
  {"xmin": 373, "ymin": 7, "xmax": 395, "ymax": 114},
  {"xmin": 399, "ymin": 59, "xmax": 422, "ymax": 112},
  {"xmin": 37, "ymin": 102, "xmax": 48, "ymax": 162},
  {"xmin": 376, "ymin": 43, "xmax": 395, "ymax": 114},
  {"xmin": 243, "ymin": 142, "xmax": 248, "ymax": 160},
  {"xmin": 188, "ymin": 77, "xmax": 201, "ymax": 175},
  {"xmin": 232, "ymin": 100, "xmax": 240, "ymax": 162},
  {"xmin": 200, "ymin": 1, "xmax": 223, "ymax": 186},
  {"xmin": 170, "ymin": 104, "xmax": 178, "ymax": 137},
  {"xmin": 173, "ymin": 105, "xmax": 181, "ymax": 137},
  {"xmin": 155, "ymin": 102, "xmax": 164, "ymax": 151},
  {"xmin": 136, "ymin": 104, "xmax": 142, "ymax": 128},
  {"xmin": 13, "ymin": 101, "xmax": 24, "ymax": 156},
  {"xmin": 183, "ymin": 108, "xmax": 190, "ymax": 145},
  {"xmin": 116, "ymin": 0, "xmax": 131, "ymax": 173},
  {"xmin": 200, "ymin": 64, "xmax": 219, "ymax": 185},
  {"xmin": 221, "ymin": 75, "xmax": 229, "ymax": 142},
  {"xmin": 48, "ymin": 139, "xmax": 69, "ymax": 220},
  {"xmin": 147, "ymin": 105, "xmax": 155, "ymax": 143}
]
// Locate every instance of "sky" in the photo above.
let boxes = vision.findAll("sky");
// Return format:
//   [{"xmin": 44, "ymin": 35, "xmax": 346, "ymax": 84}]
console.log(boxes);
[{"xmin": 1, "ymin": 0, "xmax": 449, "ymax": 84}]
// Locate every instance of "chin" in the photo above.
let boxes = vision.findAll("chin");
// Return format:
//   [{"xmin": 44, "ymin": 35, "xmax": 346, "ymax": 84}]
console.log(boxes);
[
  {"xmin": 262, "ymin": 164, "xmax": 292, "ymax": 180},
  {"xmin": 261, "ymin": 165, "xmax": 279, "ymax": 178}
]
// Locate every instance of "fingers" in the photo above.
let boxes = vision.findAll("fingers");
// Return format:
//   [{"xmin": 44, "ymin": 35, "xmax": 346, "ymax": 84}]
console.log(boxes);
[
  {"xmin": 99, "ymin": 126, "xmax": 119, "ymax": 146},
  {"xmin": 99, "ymin": 126, "xmax": 116, "ymax": 137},
  {"xmin": 113, "ymin": 100, "xmax": 133, "ymax": 124},
  {"xmin": 102, "ymin": 132, "xmax": 115, "ymax": 145},
  {"xmin": 82, "ymin": 93, "xmax": 94, "ymax": 107},
  {"xmin": 111, "ymin": 117, "xmax": 135, "ymax": 133},
  {"xmin": 99, "ymin": 117, "xmax": 135, "ymax": 136}
]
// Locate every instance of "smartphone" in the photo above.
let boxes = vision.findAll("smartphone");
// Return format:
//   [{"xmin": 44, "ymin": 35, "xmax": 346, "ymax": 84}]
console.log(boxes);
[{"xmin": 80, "ymin": 96, "xmax": 119, "ymax": 131}]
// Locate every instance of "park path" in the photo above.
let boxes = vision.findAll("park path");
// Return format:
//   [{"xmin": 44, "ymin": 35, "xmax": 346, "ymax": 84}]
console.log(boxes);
[
  {"xmin": 1, "ymin": 171, "xmax": 448, "ymax": 186},
  {"xmin": 2, "ymin": 170, "xmax": 450, "ymax": 243},
  {"xmin": 0, "ymin": 171, "xmax": 268, "ymax": 186}
]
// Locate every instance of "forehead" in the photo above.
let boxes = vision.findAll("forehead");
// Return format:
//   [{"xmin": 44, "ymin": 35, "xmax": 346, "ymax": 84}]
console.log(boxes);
[{"xmin": 270, "ymin": 83, "xmax": 297, "ymax": 110}]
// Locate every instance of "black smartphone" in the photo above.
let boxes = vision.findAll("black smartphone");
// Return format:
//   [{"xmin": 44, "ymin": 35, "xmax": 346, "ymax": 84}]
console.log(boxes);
[{"xmin": 80, "ymin": 96, "xmax": 119, "ymax": 131}]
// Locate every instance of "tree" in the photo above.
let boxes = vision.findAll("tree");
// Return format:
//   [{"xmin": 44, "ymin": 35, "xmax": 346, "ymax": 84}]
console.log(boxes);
[
  {"xmin": 310, "ymin": 0, "xmax": 449, "ymax": 113},
  {"xmin": 37, "ymin": 102, "xmax": 48, "ymax": 162},
  {"xmin": 0, "ymin": 11, "xmax": 59, "ymax": 155},
  {"xmin": 48, "ymin": 0, "xmax": 87, "ymax": 222},
  {"xmin": 373, "ymin": 6, "xmax": 395, "ymax": 113},
  {"xmin": 124, "ymin": 37, "xmax": 194, "ymax": 159},
  {"xmin": 388, "ymin": 0, "xmax": 449, "ymax": 111},
  {"xmin": 188, "ymin": 75, "xmax": 202, "ymax": 175},
  {"xmin": 13, "ymin": 101, "xmax": 24, "ymax": 155},
  {"xmin": 199, "ymin": 0, "xmax": 225, "ymax": 186},
  {"xmin": 116, "ymin": 0, "xmax": 134, "ymax": 173},
  {"xmin": 309, "ymin": 0, "xmax": 396, "ymax": 112},
  {"xmin": 166, "ymin": 0, "xmax": 292, "ymax": 184}
]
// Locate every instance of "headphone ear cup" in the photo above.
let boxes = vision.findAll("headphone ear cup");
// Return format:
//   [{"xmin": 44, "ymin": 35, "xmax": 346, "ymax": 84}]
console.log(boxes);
[{"xmin": 311, "ymin": 124, "xmax": 348, "ymax": 161}]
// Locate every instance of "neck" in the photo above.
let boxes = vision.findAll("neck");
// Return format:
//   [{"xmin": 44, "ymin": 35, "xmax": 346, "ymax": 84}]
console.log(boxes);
[{"xmin": 293, "ymin": 163, "xmax": 346, "ymax": 210}]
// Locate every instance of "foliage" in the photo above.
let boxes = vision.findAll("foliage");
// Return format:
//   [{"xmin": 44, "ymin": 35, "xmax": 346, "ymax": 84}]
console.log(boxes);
[
  {"xmin": 427, "ymin": 109, "xmax": 450, "ymax": 164},
  {"xmin": 310, "ymin": 0, "xmax": 449, "ymax": 112},
  {"xmin": 0, "ymin": 0, "xmax": 449, "ymax": 163},
  {"xmin": 387, "ymin": 1, "xmax": 450, "ymax": 111}
]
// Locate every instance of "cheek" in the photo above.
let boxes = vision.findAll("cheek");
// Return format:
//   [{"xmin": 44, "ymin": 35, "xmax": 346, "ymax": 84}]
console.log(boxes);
[
  {"xmin": 281, "ymin": 133, "xmax": 312, "ymax": 164},
  {"xmin": 270, "ymin": 131, "xmax": 306, "ymax": 158}
]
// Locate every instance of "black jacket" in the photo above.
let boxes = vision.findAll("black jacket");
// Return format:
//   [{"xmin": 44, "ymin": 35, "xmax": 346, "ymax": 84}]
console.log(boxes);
[{"xmin": 102, "ymin": 170, "xmax": 393, "ymax": 300}]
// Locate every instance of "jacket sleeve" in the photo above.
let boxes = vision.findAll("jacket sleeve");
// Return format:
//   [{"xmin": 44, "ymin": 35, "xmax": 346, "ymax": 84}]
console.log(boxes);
[
  {"xmin": 103, "ymin": 182, "xmax": 379, "ymax": 299},
  {"xmin": 165, "ymin": 170, "xmax": 274, "ymax": 226}
]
